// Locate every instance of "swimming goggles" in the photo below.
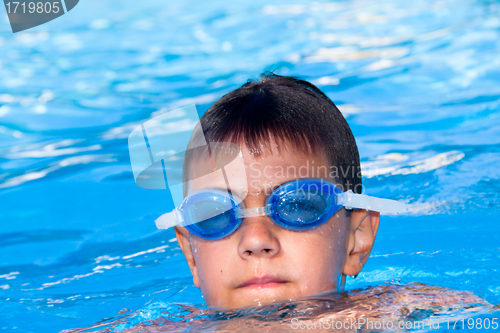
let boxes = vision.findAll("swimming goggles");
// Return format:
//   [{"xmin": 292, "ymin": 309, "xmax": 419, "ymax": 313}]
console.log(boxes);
[{"xmin": 155, "ymin": 177, "xmax": 408, "ymax": 240}]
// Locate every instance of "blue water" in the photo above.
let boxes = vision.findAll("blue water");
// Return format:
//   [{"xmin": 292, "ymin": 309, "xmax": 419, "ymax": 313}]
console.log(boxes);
[{"xmin": 1, "ymin": 0, "xmax": 500, "ymax": 331}]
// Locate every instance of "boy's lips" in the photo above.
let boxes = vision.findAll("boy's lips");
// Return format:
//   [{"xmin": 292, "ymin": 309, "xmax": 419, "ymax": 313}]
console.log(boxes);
[{"xmin": 237, "ymin": 275, "xmax": 289, "ymax": 289}]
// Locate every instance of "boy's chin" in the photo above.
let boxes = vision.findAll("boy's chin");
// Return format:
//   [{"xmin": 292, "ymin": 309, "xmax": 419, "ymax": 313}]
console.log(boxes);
[{"xmin": 213, "ymin": 284, "xmax": 304, "ymax": 309}]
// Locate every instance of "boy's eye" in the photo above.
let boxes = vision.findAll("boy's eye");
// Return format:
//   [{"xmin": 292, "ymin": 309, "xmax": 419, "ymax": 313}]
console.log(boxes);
[
  {"xmin": 186, "ymin": 201, "xmax": 229, "ymax": 223},
  {"xmin": 276, "ymin": 191, "xmax": 327, "ymax": 222},
  {"xmin": 192, "ymin": 210, "xmax": 233, "ymax": 231},
  {"xmin": 184, "ymin": 196, "xmax": 239, "ymax": 231}
]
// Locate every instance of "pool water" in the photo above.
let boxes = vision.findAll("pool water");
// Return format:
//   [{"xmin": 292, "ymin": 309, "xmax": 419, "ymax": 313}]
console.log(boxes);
[{"xmin": 1, "ymin": 0, "xmax": 500, "ymax": 331}]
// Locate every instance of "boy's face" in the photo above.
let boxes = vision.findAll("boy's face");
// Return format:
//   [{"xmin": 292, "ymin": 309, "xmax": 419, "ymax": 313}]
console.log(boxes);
[{"xmin": 175, "ymin": 142, "xmax": 378, "ymax": 309}]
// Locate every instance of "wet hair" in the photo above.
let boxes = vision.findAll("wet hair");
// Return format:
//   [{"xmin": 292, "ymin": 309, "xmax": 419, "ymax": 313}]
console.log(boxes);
[{"xmin": 190, "ymin": 73, "xmax": 361, "ymax": 194}]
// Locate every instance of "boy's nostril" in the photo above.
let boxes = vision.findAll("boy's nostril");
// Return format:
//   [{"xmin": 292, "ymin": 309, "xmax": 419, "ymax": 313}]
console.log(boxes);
[{"xmin": 244, "ymin": 249, "xmax": 272, "ymax": 256}]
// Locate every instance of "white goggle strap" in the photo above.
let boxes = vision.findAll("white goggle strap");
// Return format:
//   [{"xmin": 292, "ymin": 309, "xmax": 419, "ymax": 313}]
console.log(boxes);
[
  {"xmin": 336, "ymin": 190, "xmax": 408, "ymax": 215},
  {"xmin": 155, "ymin": 208, "xmax": 184, "ymax": 229}
]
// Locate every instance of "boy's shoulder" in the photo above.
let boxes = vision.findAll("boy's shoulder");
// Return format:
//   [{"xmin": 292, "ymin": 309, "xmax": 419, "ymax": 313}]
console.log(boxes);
[{"xmin": 321, "ymin": 282, "xmax": 490, "ymax": 322}]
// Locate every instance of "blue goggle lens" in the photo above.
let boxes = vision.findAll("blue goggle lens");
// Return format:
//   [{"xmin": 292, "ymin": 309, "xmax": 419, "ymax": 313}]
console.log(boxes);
[
  {"xmin": 183, "ymin": 191, "xmax": 241, "ymax": 240},
  {"xmin": 275, "ymin": 190, "xmax": 328, "ymax": 223},
  {"xmin": 185, "ymin": 200, "xmax": 231, "ymax": 230}
]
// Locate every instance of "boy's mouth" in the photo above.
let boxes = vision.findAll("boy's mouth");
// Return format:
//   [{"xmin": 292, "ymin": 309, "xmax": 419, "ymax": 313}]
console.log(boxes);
[{"xmin": 237, "ymin": 275, "xmax": 288, "ymax": 289}]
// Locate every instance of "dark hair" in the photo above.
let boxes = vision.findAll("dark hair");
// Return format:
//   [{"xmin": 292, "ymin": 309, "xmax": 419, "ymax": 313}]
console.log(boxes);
[{"xmin": 193, "ymin": 73, "xmax": 361, "ymax": 194}]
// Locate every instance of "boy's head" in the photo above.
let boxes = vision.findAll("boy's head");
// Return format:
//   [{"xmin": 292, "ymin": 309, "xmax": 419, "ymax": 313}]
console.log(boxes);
[{"xmin": 175, "ymin": 74, "xmax": 380, "ymax": 308}]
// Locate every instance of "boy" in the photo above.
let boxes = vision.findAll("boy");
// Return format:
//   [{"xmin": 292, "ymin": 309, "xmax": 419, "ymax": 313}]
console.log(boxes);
[
  {"xmin": 164, "ymin": 74, "xmax": 402, "ymax": 308},
  {"xmin": 117, "ymin": 73, "xmax": 491, "ymax": 332}
]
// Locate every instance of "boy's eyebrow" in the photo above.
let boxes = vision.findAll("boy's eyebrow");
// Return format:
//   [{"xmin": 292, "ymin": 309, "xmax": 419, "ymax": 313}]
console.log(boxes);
[
  {"xmin": 264, "ymin": 182, "xmax": 286, "ymax": 194},
  {"xmin": 206, "ymin": 182, "xmax": 282, "ymax": 198},
  {"xmin": 208, "ymin": 177, "xmax": 320, "ymax": 198},
  {"xmin": 206, "ymin": 184, "xmax": 248, "ymax": 200},
  {"xmin": 260, "ymin": 177, "xmax": 333, "ymax": 195},
  {"xmin": 253, "ymin": 178, "xmax": 302, "ymax": 196}
]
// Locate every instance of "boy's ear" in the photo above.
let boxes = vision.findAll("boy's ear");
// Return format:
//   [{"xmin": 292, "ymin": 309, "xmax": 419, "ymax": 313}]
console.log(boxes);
[
  {"xmin": 342, "ymin": 210, "xmax": 380, "ymax": 277},
  {"xmin": 174, "ymin": 226, "xmax": 200, "ymax": 288}
]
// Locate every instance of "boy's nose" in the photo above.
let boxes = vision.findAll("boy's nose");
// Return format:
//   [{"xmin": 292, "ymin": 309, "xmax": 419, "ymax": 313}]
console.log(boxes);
[{"xmin": 237, "ymin": 217, "xmax": 281, "ymax": 260}]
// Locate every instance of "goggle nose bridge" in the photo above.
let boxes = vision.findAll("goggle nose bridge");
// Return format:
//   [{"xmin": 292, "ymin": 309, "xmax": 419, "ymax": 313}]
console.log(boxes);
[{"xmin": 234, "ymin": 205, "xmax": 273, "ymax": 219}]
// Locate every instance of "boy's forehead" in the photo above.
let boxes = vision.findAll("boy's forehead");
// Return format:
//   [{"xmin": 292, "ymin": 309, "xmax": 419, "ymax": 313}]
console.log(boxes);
[
  {"xmin": 187, "ymin": 148, "xmax": 249, "ymax": 199},
  {"xmin": 187, "ymin": 140, "xmax": 332, "ymax": 197}
]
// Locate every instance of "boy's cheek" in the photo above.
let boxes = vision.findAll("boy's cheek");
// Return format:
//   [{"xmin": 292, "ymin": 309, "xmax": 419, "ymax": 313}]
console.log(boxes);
[
  {"xmin": 286, "ymin": 221, "xmax": 347, "ymax": 288},
  {"xmin": 190, "ymin": 241, "xmax": 234, "ymax": 288},
  {"xmin": 286, "ymin": 238, "xmax": 338, "ymax": 281}
]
